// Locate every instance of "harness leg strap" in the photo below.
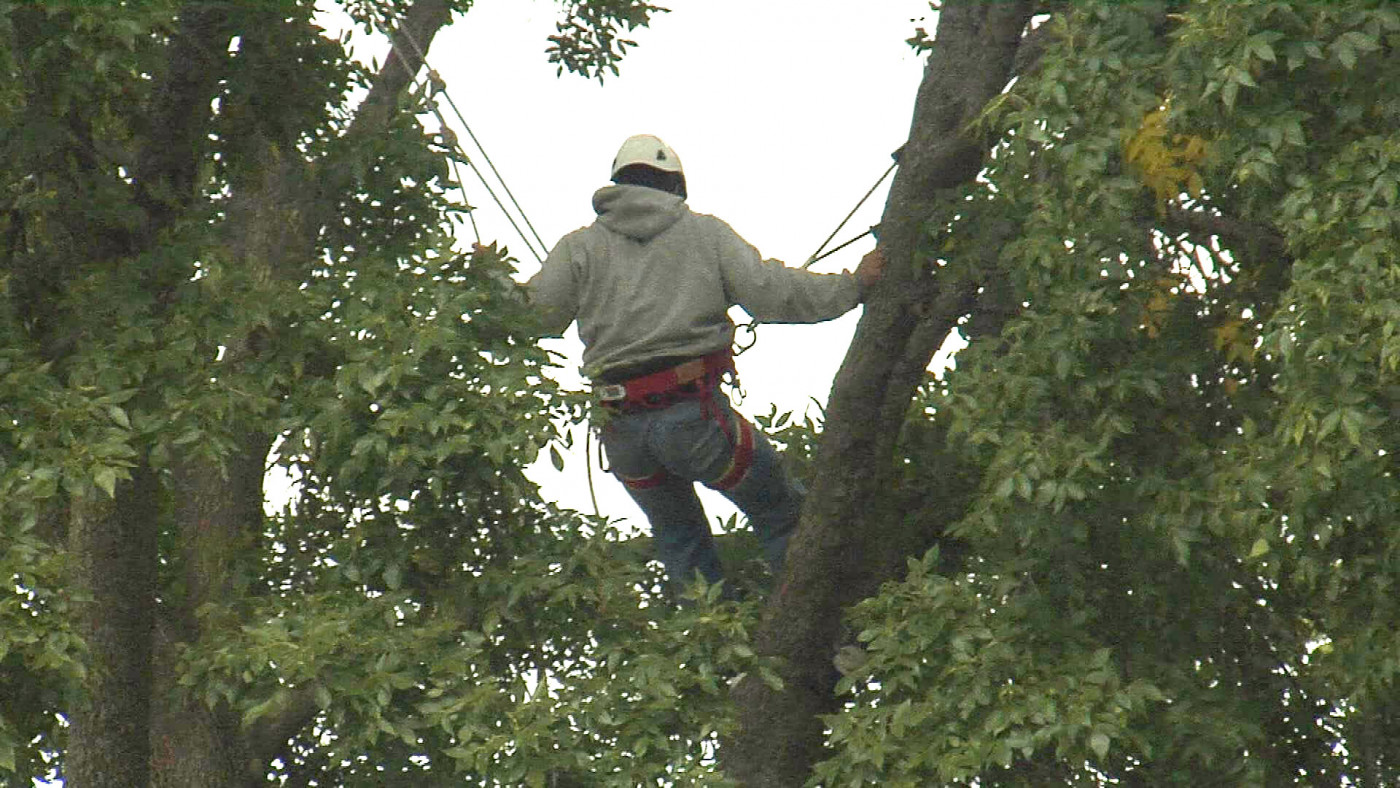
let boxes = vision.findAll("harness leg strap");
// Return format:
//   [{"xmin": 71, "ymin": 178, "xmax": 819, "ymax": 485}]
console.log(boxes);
[
  {"xmin": 708, "ymin": 414, "xmax": 755, "ymax": 491},
  {"xmin": 620, "ymin": 469, "xmax": 672, "ymax": 490}
]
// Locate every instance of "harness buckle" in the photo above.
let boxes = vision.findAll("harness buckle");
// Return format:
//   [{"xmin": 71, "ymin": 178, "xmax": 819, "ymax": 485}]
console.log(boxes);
[{"xmin": 597, "ymin": 384, "xmax": 627, "ymax": 403}]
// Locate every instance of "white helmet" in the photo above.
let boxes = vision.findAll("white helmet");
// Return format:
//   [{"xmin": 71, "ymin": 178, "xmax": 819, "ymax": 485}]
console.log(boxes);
[{"xmin": 610, "ymin": 134, "xmax": 683, "ymax": 179}]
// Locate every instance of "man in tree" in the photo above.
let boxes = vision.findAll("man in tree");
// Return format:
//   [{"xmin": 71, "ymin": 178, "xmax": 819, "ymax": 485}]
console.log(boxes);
[{"xmin": 528, "ymin": 133, "xmax": 885, "ymax": 592}]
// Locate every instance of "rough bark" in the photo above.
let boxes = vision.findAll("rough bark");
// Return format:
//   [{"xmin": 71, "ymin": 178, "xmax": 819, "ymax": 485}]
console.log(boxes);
[
  {"xmin": 149, "ymin": 619, "xmax": 256, "ymax": 788},
  {"xmin": 66, "ymin": 466, "xmax": 162, "ymax": 788},
  {"xmin": 725, "ymin": 2, "xmax": 1036, "ymax": 785},
  {"xmin": 145, "ymin": 436, "xmax": 270, "ymax": 788}
]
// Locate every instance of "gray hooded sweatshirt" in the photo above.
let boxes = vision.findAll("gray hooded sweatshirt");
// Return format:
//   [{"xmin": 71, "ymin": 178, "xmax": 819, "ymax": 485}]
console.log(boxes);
[{"xmin": 528, "ymin": 184, "xmax": 861, "ymax": 381}]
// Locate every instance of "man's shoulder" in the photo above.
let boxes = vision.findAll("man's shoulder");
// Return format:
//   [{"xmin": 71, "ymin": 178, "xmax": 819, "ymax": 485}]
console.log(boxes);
[
  {"xmin": 674, "ymin": 209, "xmax": 737, "ymax": 238},
  {"xmin": 551, "ymin": 223, "xmax": 603, "ymax": 254},
  {"xmin": 563, "ymin": 222, "xmax": 599, "ymax": 241}
]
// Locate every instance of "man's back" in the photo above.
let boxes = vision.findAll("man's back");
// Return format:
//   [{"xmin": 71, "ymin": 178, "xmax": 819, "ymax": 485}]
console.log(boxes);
[{"xmin": 530, "ymin": 183, "xmax": 861, "ymax": 382}]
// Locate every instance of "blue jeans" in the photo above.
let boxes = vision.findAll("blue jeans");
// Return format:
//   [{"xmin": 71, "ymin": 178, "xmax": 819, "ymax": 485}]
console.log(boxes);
[{"xmin": 600, "ymin": 391, "xmax": 803, "ymax": 589}]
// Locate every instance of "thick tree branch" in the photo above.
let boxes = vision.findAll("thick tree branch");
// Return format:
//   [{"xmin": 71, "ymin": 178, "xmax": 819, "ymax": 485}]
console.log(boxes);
[
  {"xmin": 133, "ymin": 3, "xmax": 230, "ymax": 242},
  {"xmin": 63, "ymin": 5, "xmax": 235, "ymax": 785},
  {"xmin": 244, "ymin": 687, "xmax": 322, "ymax": 776},
  {"xmin": 170, "ymin": 435, "xmax": 271, "ymax": 639},
  {"xmin": 724, "ymin": 3, "xmax": 1036, "ymax": 785},
  {"xmin": 1160, "ymin": 204, "xmax": 1288, "ymax": 260},
  {"xmin": 175, "ymin": 3, "xmax": 459, "ymax": 778},
  {"xmin": 352, "ymin": 0, "xmax": 452, "ymax": 140},
  {"xmin": 66, "ymin": 466, "xmax": 162, "ymax": 788},
  {"xmin": 1012, "ymin": 14, "xmax": 1057, "ymax": 76}
]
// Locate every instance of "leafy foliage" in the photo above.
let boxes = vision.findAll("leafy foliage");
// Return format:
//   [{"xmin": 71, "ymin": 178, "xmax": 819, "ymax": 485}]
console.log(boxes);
[
  {"xmin": 546, "ymin": 0, "xmax": 670, "ymax": 81},
  {"xmin": 0, "ymin": 0, "xmax": 748, "ymax": 785},
  {"xmin": 815, "ymin": 1, "xmax": 1400, "ymax": 784}
]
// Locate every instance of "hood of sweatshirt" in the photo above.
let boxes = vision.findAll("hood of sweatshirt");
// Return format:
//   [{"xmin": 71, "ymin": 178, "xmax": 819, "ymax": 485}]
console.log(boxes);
[{"xmin": 592, "ymin": 184, "xmax": 688, "ymax": 241}]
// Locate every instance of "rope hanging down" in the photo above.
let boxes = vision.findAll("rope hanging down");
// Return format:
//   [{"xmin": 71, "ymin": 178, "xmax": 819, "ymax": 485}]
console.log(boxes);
[{"xmin": 376, "ymin": 10, "xmax": 548, "ymax": 264}]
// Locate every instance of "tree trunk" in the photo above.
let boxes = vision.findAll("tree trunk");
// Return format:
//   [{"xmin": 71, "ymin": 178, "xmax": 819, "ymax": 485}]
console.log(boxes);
[
  {"xmin": 51, "ymin": 1, "xmax": 456, "ymax": 784},
  {"xmin": 66, "ymin": 467, "xmax": 161, "ymax": 788},
  {"xmin": 150, "ymin": 619, "xmax": 256, "ymax": 788},
  {"xmin": 725, "ymin": 2, "xmax": 1036, "ymax": 784}
]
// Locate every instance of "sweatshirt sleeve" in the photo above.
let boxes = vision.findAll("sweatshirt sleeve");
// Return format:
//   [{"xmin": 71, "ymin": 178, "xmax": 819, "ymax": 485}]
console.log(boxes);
[
  {"xmin": 710, "ymin": 217, "xmax": 862, "ymax": 324},
  {"xmin": 525, "ymin": 234, "xmax": 580, "ymax": 337}
]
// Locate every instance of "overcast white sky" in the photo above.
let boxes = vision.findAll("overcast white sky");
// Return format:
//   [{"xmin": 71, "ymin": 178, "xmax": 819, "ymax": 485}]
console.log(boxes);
[{"xmin": 350, "ymin": 0, "xmax": 937, "ymax": 526}]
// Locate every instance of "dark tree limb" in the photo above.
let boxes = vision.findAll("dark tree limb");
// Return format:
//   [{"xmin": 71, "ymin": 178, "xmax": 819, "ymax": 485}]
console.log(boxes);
[
  {"xmin": 1160, "ymin": 204, "xmax": 1288, "ymax": 260},
  {"xmin": 57, "ymin": 0, "xmax": 460, "ymax": 783},
  {"xmin": 132, "ymin": 2, "xmax": 231, "ymax": 244},
  {"xmin": 1012, "ymin": 12, "xmax": 1058, "ymax": 77},
  {"xmin": 66, "ymin": 466, "xmax": 162, "ymax": 788},
  {"xmin": 352, "ymin": 0, "xmax": 452, "ymax": 140},
  {"xmin": 723, "ymin": 3, "xmax": 1036, "ymax": 785},
  {"xmin": 189, "ymin": 0, "xmax": 459, "ymax": 775},
  {"xmin": 244, "ymin": 687, "xmax": 322, "ymax": 778}
]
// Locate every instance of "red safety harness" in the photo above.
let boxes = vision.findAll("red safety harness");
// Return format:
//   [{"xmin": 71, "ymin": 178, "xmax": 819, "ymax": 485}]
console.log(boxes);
[
  {"xmin": 600, "ymin": 350, "xmax": 755, "ymax": 492},
  {"xmin": 595, "ymin": 350, "xmax": 735, "ymax": 411}
]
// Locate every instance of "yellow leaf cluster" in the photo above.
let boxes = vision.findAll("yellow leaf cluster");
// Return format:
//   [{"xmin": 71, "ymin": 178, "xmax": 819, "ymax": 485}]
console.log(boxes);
[
  {"xmin": 1124, "ymin": 106, "xmax": 1209, "ymax": 210},
  {"xmin": 1212, "ymin": 317, "xmax": 1255, "ymax": 364},
  {"xmin": 1139, "ymin": 276, "xmax": 1179, "ymax": 339}
]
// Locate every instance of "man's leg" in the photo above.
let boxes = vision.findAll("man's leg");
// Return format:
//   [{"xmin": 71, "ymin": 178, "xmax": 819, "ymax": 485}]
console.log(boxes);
[
  {"xmin": 714, "ymin": 430, "xmax": 804, "ymax": 577},
  {"xmin": 650, "ymin": 396, "xmax": 804, "ymax": 578},
  {"xmin": 601, "ymin": 411, "xmax": 724, "ymax": 588},
  {"xmin": 620, "ymin": 475, "xmax": 724, "ymax": 588}
]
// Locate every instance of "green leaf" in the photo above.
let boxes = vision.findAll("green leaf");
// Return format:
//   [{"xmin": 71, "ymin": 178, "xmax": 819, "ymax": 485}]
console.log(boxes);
[
  {"xmin": 1089, "ymin": 731, "xmax": 1110, "ymax": 759},
  {"xmin": 1334, "ymin": 39, "xmax": 1357, "ymax": 70},
  {"xmin": 1318, "ymin": 410, "xmax": 1342, "ymax": 440},
  {"xmin": 1249, "ymin": 538, "xmax": 1270, "ymax": 559},
  {"xmin": 384, "ymin": 563, "xmax": 403, "ymax": 590},
  {"xmin": 550, "ymin": 444, "xmax": 564, "ymax": 472},
  {"xmin": 94, "ymin": 466, "xmax": 118, "ymax": 498},
  {"xmin": 1221, "ymin": 79, "xmax": 1239, "ymax": 111},
  {"xmin": 107, "ymin": 404, "xmax": 131, "ymax": 429},
  {"xmin": 1341, "ymin": 409, "xmax": 1364, "ymax": 446},
  {"xmin": 758, "ymin": 665, "xmax": 785, "ymax": 691},
  {"xmin": 1250, "ymin": 37, "xmax": 1275, "ymax": 63}
]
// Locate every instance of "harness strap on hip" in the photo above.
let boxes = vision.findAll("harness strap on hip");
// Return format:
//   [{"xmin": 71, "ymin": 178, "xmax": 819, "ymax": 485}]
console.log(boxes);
[{"xmin": 599, "ymin": 350, "xmax": 735, "ymax": 412}]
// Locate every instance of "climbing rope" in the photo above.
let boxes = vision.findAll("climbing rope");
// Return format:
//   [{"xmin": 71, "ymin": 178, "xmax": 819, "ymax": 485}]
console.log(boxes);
[
  {"xmin": 429, "ymin": 72, "xmax": 551, "ymax": 257},
  {"xmin": 371, "ymin": 14, "xmax": 906, "ymax": 514},
  {"xmin": 424, "ymin": 90, "xmax": 544, "ymax": 262},
  {"xmin": 585, "ymin": 430, "xmax": 602, "ymax": 518},
  {"xmin": 440, "ymin": 134, "xmax": 481, "ymax": 244},
  {"xmin": 734, "ymin": 149, "xmax": 901, "ymax": 355},
  {"xmin": 802, "ymin": 155, "xmax": 898, "ymax": 270},
  {"xmin": 374, "ymin": 10, "xmax": 548, "ymax": 263}
]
